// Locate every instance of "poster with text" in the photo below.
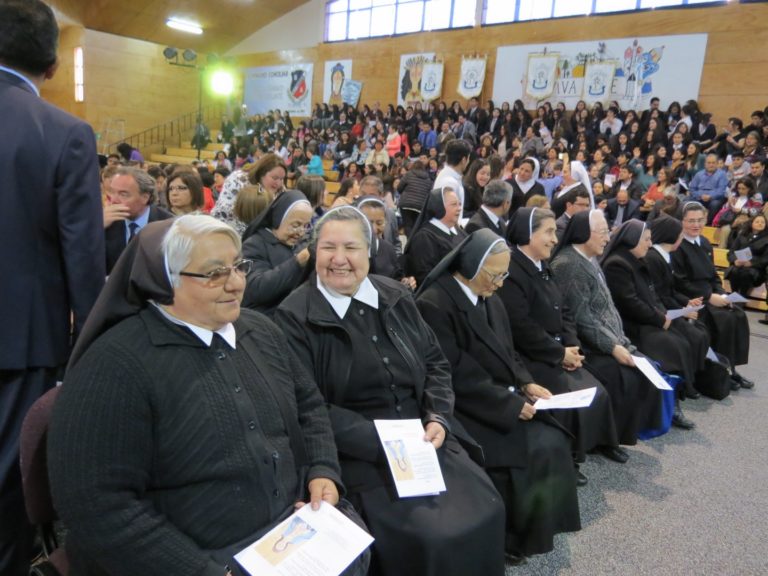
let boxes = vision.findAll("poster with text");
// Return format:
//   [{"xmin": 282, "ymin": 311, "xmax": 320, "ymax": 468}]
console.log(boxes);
[
  {"xmin": 323, "ymin": 60, "xmax": 353, "ymax": 106},
  {"xmin": 243, "ymin": 64, "xmax": 314, "ymax": 117},
  {"xmin": 493, "ymin": 34, "xmax": 708, "ymax": 110},
  {"xmin": 398, "ymin": 53, "xmax": 435, "ymax": 107}
]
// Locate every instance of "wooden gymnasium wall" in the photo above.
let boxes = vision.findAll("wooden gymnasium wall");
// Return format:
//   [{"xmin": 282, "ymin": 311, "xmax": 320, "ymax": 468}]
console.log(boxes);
[{"xmin": 235, "ymin": 2, "xmax": 768, "ymax": 125}]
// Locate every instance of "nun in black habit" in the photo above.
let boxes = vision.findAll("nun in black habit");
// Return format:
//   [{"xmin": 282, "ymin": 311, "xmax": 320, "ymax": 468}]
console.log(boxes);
[
  {"xmin": 500, "ymin": 208, "xmax": 639, "ymax": 463},
  {"xmin": 671, "ymin": 202, "xmax": 753, "ymax": 388},
  {"xmin": 415, "ymin": 230, "xmax": 580, "ymax": 561},
  {"xmin": 601, "ymin": 219, "xmax": 708, "ymax": 401},
  {"xmin": 403, "ymin": 185, "xmax": 468, "ymax": 286},
  {"xmin": 241, "ymin": 190, "xmax": 313, "ymax": 315},
  {"xmin": 355, "ymin": 195, "xmax": 409, "ymax": 285},
  {"xmin": 276, "ymin": 206, "xmax": 506, "ymax": 576}
]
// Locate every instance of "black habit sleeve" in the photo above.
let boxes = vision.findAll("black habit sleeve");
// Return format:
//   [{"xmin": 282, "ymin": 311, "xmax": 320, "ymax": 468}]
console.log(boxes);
[{"xmin": 602, "ymin": 256, "xmax": 666, "ymax": 328}]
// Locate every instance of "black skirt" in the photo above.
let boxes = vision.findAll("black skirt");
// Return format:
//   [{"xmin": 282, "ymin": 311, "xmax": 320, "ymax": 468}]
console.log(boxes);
[{"xmin": 701, "ymin": 303, "xmax": 750, "ymax": 367}]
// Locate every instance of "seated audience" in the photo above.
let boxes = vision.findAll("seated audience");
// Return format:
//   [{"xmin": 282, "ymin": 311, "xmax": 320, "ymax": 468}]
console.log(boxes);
[
  {"xmin": 726, "ymin": 214, "xmax": 768, "ymax": 297},
  {"xmin": 465, "ymin": 180, "xmax": 513, "ymax": 236},
  {"xmin": 688, "ymin": 154, "xmax": 728, "ymax": 224},
  {"xmin": 241, "ymin": 191, "xmax": 313, "ymax": 315},
  {"xmin": 462, "ymin": 159, "xmax": 491, "ymax": 216},
  {"xmin": 605, "ymin": 189, "xmax": 642, "ymax": 229},
  {"xmin": 276, "ymin": 207, "xmax": 506, "ymax": 576},
  {"xmin": 555, "ymin": 186, "xmax": 592, "ymax": 240},
  {"xmin": 507, "ymin": 158, "xmax": 545, "ymax": 215},
  {"xmin": 167, "ymin": 169, "xmax": 206, "ymax": 216},
  {"xmin": 610, "ymin": 165, "xmax": 642, "ymax": 200},
  {"xmin": 416, "ymin": 230, "xmax": 580, "ymax": 562},
  {"xmin": 49, "ymin": 216, "xmax": 366, "ymax": 576}
]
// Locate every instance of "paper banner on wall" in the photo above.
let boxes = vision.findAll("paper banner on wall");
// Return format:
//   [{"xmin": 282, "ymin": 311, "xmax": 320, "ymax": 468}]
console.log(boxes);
[
  {"xmin": 493, "ymin": 35, "xmax": 708, "ymax": 111},
  {"xmin": 398, "ymin": 52, "xmax": 435, "ymax": 107},
  {"xmin": 582, "ymin": 61, "xmax": 617, "ymax": 105},
  {"xmin": 341, "ymin": 80, "xmax": 363, "ymax": 107},
  {"xmin": 457, "ymin": 57, "xmax": 487, "ymax": 99},
  {"xmin": 242, "ymin": 64, "xmax": 314, "ymax": 117},
  {"xmin": 323, "ymin": 60, "xmax": 353, "ymax": 106},
  {"xmin": 420, "ymin": 62, "xmax": 444, "ymax": 102},
  {"xmin": 525, "ymin": 53, "xmax": 559, "ymax": 101}
]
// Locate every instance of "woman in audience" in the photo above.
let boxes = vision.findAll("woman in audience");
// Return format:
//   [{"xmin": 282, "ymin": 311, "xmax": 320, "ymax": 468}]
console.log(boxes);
[
  {"xmin": 550, "ymin": 210, "xmax": 693, "ymax": 428},
  {"xmin": 601, "ymin": 219, "xmax": 708, "ymax": 400},
  {"xmin": 713, "ymin": 178, "xmax": 763, "ymax": 227},
  {"xmin": 276, "ymin": 207, "xmax": 506, "ymax": 576},
  {"xmin": 233, "ymin": 184, "xmax": 274, "ymax": 232},
  {"xmin": 502, "ymin": 208, "xmax": 645, "ymax": 467},
  {"xmin": 212, "ymin": 153, "xmax": 286, "ymax": 235},
  {"xmin": 463, "ymin": 158, "xmax": 491, "ymax": 217},
  {"xmin": 167, "ymin": 169, "xmax": 205, "ymax": 216},
  {"xmin": 509, "ymin": 157, "xmax": 544, "ymax": 215},
  {"xmin": 726, "ymin": 214, "xmax": 768, "ymax": 297},
  {"xmin": 240, "ymin": 190, "xmax": 313, "ymax": 315},
  {"xmin": 416, "ymin": 229, "xmax": 580, "ymax": 563},
  {"xmin": 640, "ymin": 166, "xmax": 674, "ymax": 217},
  {"xmin": 116, "ymin": 142, "xmax": 143, "ymax": 164},
  {"xmin": 213, "ymin": 150, "xmax": 232, "ymax": 171}
]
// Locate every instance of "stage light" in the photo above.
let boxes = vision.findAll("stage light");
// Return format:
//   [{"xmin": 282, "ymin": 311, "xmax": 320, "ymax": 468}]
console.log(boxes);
[
  {"xmin": 166, "ymin": 18, "xmax": 203, "ymax": 35},
  {"xmin": 210, "ymin": 69, "xmax": 235, "ymax": 96},
  {"xmin": 183, "ymin": 49, "xmax": 197, "ymax": 62},
  {"xmin": 163, "ymin": 46, "xmax": 178, "ymax": 60}
]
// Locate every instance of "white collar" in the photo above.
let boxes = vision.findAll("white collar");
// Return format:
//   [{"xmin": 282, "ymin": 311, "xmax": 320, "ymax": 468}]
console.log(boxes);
[
  {"xmin": 429, "ymin": 217, "xmax": 458, "ymax": 235},
  {"xmin": 518, "ymin": 246, "xmax": 542, "ymax": 271},
  {"xmin": 684, "ymin": 235, "xmax": 701, "ymax": 246},
  {"xmin": 480, "ymin": 205, "xmax": 501, "ymax": 226},
  {"xmin": 152, "ymin": 303, "xmax": 236, "ymax": 349},
  {"xmin": 317, "ymin": 275, "xmax": 379, "ymax": 319},
  {"xmin": 652, "ymin": 244, "xmax": 671, "ymax": 263},
  {"xmin": 453, "ymin": 276, "xmax": 478, "ymax": 305}
]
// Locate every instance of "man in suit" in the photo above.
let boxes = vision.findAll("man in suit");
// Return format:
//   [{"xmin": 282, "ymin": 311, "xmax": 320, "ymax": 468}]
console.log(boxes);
[
  {"xmin": 555, "ymin": 187, "xmax": 592, "ymax": 240},
  {"xmin": 749, "ymin": 157, "xmax": 768, "ymax": 200},
  {"xmin": 0, "ymin": 2, "xmax": 105, "ymax": 573},
  {"xmin": 610, "ymin": 165, "xmax": 643, "ymax": 200},
  {"xmin": 104, "ymin": 167, "xmax": 173, "ymax": 274},
  {"xmin": 605, "ymin": 189, "xmax": 642, "ymax": 229},
  {"xmin": 465, "ymin": 180, "xmax": 513, "ymax": 236}
]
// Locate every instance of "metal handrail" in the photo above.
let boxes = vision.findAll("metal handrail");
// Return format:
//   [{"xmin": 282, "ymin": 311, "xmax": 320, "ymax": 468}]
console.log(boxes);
[{"xmin": 105, "ymin": 102, "xmax": 226, "ymax": 154}]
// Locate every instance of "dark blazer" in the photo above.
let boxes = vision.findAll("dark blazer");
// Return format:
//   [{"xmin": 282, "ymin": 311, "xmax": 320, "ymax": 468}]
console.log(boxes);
[
  {"xmin": 610, "ymin": 180, "xmax": 643, "ymax": 201},
  {"xmin": 645, "ymin": 248, "xmax": 690, "ymax": 310},
  {"xmin": 241, "ymin": 228, "xmax": 310, "ymax": 315},
  {"xmin": 464, "ymin": 208, "xmax": 507, "ymax": 237},
  {"xmin": 416, "ymin": 275, "xmax": 528, "ymax": 468},
  {"xmin": 1, "ymin": 70, "xmax": 105, "ymax": 369},
  {"xmin": 671, "ymin": 237, "xmax": 723, "ymax": 299},
  {"xmin": 604, "ymin": 198, "xmax": 642, "ymax": 227},
  {"xmin": 105, "ymin": 205, "xmax": 173, "ymax": 275},
  {"xmin": 404, "ymin": 223, "xmax": 466, "ymax": 286},
  {"xmin": 555, "ymin": 213, "xmax": 571, "ymax": 241}
]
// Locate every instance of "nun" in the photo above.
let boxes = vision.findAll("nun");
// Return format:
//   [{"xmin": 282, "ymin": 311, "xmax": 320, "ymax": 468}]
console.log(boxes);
[
  {"xmin": 501, "ymin": 208, "xmax": 641, "ymax": 464},
  {"xmin": 671, "ymin": 202, "xmax": 753, "ymax": 389},
  {"xmin": 241, "ymin": 190, "xmax": 313, "ymax": 315},
  {"xmin": 550, "ymin": 161, "xmax": 594, "ymax": 219},
  {"xmin": 47, "ymin": 216, "xmax": 368, "ymax": 576},
  {"xmin": 403, "ymin": 185, "xmax": 467, "ymax": 286},
  {"xmin": 646, "ymin": 215, "xmax": 713, "ymax": 396},
  {"xmin": 415, "ymin": 229, "xmax": 580, "ymax": 562},
  {"xmin": 549, "ymin": 211, "xmax": 688, "ymax": 429},
  {"xmin": 508, "ymin": 158, "xmax": 544, "ymax": 217},
  {"xmin": 601, "ymin": 219, "xmax": 708, "ymax": 403},
  {"xmin": 276, "ymin": 206, "xmax": 506, "ymax": 576}
]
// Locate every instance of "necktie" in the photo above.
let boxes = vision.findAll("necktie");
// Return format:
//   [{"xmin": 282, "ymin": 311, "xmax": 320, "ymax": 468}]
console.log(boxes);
[
  {"xmin": 615, "ymin": 206, "xmax": 625, "ymax": 227},
  {"xmin": 128, "ymin": 222, "xmax": 139, "ymax": 241}
]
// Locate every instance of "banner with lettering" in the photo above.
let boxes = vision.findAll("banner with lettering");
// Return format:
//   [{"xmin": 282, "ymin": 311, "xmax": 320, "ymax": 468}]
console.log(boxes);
[
  {"xmin": 457, "ymin": 57, "xmax": 487, "ymax": 99},
  {"xmin": 493, "ymin": 34, "xmax": 707, "ymax": 110},
  {"xmin": 420, "ymin": 62, "xmax": 444, "ymax": 102},
  {"xmin": 242, "ymin": 64, "xmax": 314, "ymax": 117},
  {"xmin": 524, "ymin": 53, "xmax": 559, "ymax": 101}
]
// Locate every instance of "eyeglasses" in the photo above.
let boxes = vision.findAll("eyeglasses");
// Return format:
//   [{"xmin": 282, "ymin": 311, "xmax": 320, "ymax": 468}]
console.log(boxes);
[
  {"xmin": 168, "ymin": 185, "xmax": 189, "ymax": 192},
  {"xmin": 684, "ymin": 218, "xmax": 706, "ymax": 225},
  {"xmin": 288, "ymin": 222, "xmax": 312, "ymax": 233},
  {"xmin": 481, "ymin": 268, "xmax": 509, "ymax": 284},
  {"xmin": 594, "ymin": 228, "xmax": 611, "ymax": 237},
  {"xmin": 179, "ymin": 259, "xmax": 252, "ymax": 287}
]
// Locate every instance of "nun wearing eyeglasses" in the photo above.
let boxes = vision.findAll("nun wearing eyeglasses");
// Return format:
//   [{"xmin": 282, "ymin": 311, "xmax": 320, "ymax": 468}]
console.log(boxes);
[
  {"xmin": 48, "ymin": 215, "xmax": 360, "ymax": 576},
  {"xmin": 403, "ymin": 184, "xmax": 468, "ymax": 287},
  {"xmin": 415, "ymin": 229, "xmax": 580, "ymax": 563},
  {"xmin": 240, "ymin": 190, "xmax": 314, "ymax": 315},
  {"xmin": 276, "ymin": 206, "xmax": 506, "ymax": 576},
  {"xmin": 601, "ymin": 219, "xmax": 709, "ymax": 405},
  {"xmin": 500, "ymin": 208, "xmax": 633, "ymax": 467}
]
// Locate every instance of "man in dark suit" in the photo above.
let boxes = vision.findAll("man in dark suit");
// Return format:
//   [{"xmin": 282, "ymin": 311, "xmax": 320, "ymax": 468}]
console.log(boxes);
[
  {"xmin": 104, "ymin": 167, "xmax": 173, "ymax": 274},
  {"xmin": 610, "ymin": 165, "xmax": 643, "ymax": 200},
  {"xmin": 465, "ymin": 180, "xmax": 512, "ymax": 237},
  {"xmin": 0, "ymin": 2, "xmax": 105, "ymax": 573},
  {"xmin": 605, "ymin": 189, "xmax": 642, "ymax": 229},
  {"xmin": 555, "ymin": 187, "xmax": 592, "ymax": 240},
  {"xmin": 749, "ymin": 157, "xmax": 768, "ymax": 200}
]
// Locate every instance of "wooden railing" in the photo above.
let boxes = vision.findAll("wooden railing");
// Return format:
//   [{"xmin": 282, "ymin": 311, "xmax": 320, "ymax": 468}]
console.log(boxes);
[{"xmin": 105, "ymin": 103, "xmax": 226, "ymax": 153}]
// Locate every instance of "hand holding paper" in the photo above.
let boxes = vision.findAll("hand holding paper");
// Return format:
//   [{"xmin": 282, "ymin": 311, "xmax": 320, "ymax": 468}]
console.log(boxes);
[
  {"xmin": 631, "ymin": 355, "xmax": 673, "ymax": 390},
  {"xmin": 725, "ymin": 292, "xmax": 748, "ymax": 304},
  {"xmin": 665, "ymin": 304, "xmax": 704, "ymax": 321},
  {"xmin": 533, "ymin": 387, "xmax": 597, "ymax": 410}
]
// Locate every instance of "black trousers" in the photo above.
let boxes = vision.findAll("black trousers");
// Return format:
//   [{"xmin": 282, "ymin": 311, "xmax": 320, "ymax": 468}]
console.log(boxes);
[{"xmin": 0, "ymin": 368, "xmax": 58, "ymax": 576}]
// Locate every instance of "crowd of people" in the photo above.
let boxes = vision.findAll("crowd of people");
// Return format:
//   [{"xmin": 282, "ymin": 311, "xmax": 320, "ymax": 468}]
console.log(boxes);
[{"xmin": 1, "ymin": 2, "xmax": 760, "ymax": 575}]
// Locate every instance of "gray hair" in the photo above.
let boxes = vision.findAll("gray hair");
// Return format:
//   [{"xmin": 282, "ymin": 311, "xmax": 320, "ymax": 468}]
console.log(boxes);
[
  {"xmin": 482, "ymin": 180, "xmax": 513, "ymax": 208},
  {"xmin": 116, "ymin": 166, "xmax": 157, "ymax": 203},
  {"xmin": 162, "ymin": 215, "xmax": 242, "ymax": 288},
  {"xmin": 359, "ymin": 175, "xmax": 384, "ymax": 196},
  {"xmin": 312, "ymin": 206, "xmax": 371, "ymax": 252},
  {"xmin": 531, "ymin": 208, "xmax": 556, "ymax": 234}
]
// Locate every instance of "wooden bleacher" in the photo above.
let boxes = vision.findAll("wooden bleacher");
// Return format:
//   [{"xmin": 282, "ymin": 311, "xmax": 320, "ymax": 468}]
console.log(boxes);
[{"xmin": 708, "ymin": 226, "xmax": 767, "ymax": 312}]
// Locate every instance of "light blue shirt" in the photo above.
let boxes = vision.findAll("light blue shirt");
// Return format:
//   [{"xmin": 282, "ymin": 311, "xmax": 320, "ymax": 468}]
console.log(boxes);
[
  {"xmin": 0, "ymin": 65, "xmax": 40, "ymax": 96},
  {"xmin": 125, "ymin": 206, "xmax": 151, "ymax": 243},
  {"xmin": 689, "ymin": 168, "xmax": 728, "ymax": 201}
]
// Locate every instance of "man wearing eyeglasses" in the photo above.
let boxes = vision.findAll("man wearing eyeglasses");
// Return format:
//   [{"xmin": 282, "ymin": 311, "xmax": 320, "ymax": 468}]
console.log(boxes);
[{"xmin": 104, "ymin": 166, "xmax": 172, "ymax": 274}]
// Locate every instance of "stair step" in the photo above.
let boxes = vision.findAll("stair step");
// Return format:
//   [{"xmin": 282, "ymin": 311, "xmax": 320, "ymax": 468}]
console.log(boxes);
[{"xmin": 165, "ymin": 147, "xmax": 216, "ymax": 160}]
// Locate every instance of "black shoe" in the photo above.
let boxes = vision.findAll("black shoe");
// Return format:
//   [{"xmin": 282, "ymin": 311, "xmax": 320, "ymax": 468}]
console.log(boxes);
[
  {"xmin": 687, "ymin": 389, "xmax": 701, "ymax": 399},
  {"xmin": 733, "ymin": 373, "xmax": 755, "ymax": 389},
  {"xmin": 504, "ymin": 552, "xmax": 528, "ymax": 566},
  {"xmin": 730, "ymin": 377, "xmax": 742, "ymax": 391},
  {"xmin": 672, "ymin": 407, "xmax": 695, "ymax": 430},
  {"xmin": 575, "ymin": 469, "xmax": 588, "ymax": 487},
  {"xmin": 598, "ymin": 445, "xmax": 629, "ymax": 464}
]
